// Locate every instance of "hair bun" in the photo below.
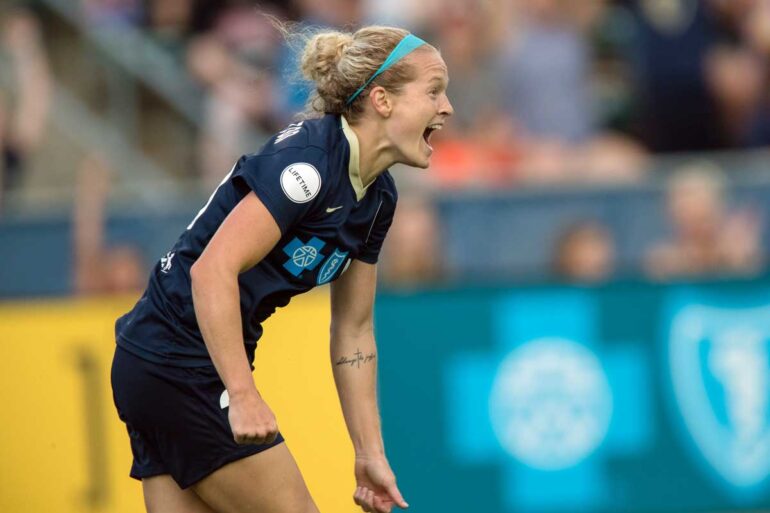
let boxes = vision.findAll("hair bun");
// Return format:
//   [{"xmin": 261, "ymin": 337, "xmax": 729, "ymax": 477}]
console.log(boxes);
[
  {"xmin": 296, "ymin": 26, "xmax": 416, "ymax": 118},
  {"xmin": 301, "ymin": 31, "xmax": 354, "ymax": 83}
]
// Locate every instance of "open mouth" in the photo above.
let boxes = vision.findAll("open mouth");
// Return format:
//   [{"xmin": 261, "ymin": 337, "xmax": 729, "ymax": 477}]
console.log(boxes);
[{"xmin": 422, "ymin": 123, "xmax": 443, "ymax": 149}]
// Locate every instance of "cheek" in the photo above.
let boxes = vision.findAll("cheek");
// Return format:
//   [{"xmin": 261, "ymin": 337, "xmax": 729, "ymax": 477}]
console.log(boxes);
[{"xmin": 392, "ymin": 115, "xmax": 421, "ymax": 142}]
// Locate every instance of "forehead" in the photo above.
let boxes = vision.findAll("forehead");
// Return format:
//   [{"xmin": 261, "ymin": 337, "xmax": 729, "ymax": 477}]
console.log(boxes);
[{"xmin": 406, "ymin": 48, "xmax": 449, "ymax": 82}]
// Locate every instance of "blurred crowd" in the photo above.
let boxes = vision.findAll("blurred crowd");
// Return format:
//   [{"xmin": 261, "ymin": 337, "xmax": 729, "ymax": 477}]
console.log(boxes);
[
  {"xmin": 0, "ymin": 4, "xmax": 51, "ymax": 211},
  {"xmin": 1, "ymin": 0, "xmax": 770, "ymax": 291},
  {"xmin": 66, "ymin": 0, "xmax": 770, "ymax": 186}
]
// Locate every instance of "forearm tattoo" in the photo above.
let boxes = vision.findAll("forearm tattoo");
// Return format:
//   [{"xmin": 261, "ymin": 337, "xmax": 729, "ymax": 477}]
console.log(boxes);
[{"xmin": 335, "ymin": 348, "xmax": 376, "ymax": 369}]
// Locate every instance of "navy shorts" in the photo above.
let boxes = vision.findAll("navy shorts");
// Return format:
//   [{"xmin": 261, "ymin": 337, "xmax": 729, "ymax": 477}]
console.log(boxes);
[{"xmin": 110, "ymin": 345, "xmax": 284, "ymax": 488}]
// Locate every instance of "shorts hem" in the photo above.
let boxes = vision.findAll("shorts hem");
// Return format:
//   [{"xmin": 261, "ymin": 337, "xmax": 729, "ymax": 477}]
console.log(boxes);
[
  {"xmin": 178, "ymin": 436, "xmax": 286, "ymax": 489},
  {"xmin": 130, "ymin": 468, "xmax": 168, "ymax": 482}
]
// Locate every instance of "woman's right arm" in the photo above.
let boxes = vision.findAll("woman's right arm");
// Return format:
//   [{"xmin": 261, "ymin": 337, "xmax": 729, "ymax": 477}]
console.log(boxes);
[{"xmin": 190, "ymin": 191, "xmax": 282, "ymax": 444}]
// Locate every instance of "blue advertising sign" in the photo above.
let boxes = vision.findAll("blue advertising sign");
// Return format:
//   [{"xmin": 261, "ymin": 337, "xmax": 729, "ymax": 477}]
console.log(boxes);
[{"xmin": 375, "ymin": 283, "xmax": 770, "ymax": 513}]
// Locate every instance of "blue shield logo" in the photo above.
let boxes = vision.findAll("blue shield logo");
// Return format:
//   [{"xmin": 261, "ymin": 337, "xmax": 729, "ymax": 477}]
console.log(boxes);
[
  {"xmin": 668, "ymin": 300, "xmax": 770, "ymax": 489},
  {"xmin": 317, "ymin": 249, "xmax": 349, "ymax": 285}
]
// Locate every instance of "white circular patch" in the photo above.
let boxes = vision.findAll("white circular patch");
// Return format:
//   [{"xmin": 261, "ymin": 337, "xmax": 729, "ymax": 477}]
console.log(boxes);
[
  {"xmin": 219, "ymin": 390, "xmax": 229, "ymax": 409},
  {"xmin": 280, "ymin": 163, "xmax": 321, "ymax": 203}
]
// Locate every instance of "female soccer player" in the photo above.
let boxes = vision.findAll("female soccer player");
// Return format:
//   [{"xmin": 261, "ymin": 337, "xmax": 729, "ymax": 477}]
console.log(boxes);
[{"xmin": 111, "ymin": 25, "xmax": 453, "ymax": 513}]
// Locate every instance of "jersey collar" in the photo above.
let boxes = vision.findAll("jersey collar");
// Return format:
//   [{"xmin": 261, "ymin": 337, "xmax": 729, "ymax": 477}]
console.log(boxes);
[{"xmin": 341, "ymin": 115, "xmax": 372, "ymax": 202}]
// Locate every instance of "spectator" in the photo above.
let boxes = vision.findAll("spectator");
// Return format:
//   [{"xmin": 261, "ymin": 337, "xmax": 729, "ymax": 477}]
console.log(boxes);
[
  {"xmin": 705, "ymin": 43, "xmax": 770, "ymax": 148},
  {"xmin": 497, "ymin": 0, "xmax": 606, "ymax": 144},
  {"xmin": 379, "ymin": 196, "xmax": 443, "ymax": 286},
  {"xmin": 186, "ymin": 5, "xmax": 282, "ymax": 187},
  {"xmin": 476, "ymin": 0, "xmax": 647, "ymax": 186},
  {"xmin": 552, "ymin": 220, "xmax": 616, "ymax": 282},
  {"xmin": 625, "ymin": 0, "xmax": 724, "ymax": 152},
  {"xmin": 0, "ymin": 6, "xmax": 51, "ymax": 210},
  {"xmin": 80, "ymin": 0, "xmax": 142, "ymax": 28},
  {"xmin": 645, "ymin": 162, "xmax": 763, "ymax": 279},
  {"xmin": 292, "ymin": 0, "xmax": 363, "ymax": 28},
  {"xmin": 73, "ymin": 154, "xmax": 146, "ymax": 295},
  {"xmin": 706, "ymin": 0, "xmax": 770, "ymax": 147},
  {"xmin": 362, "ymin": 0, "xmax": 435, "ymax": 28},
  {"xmin": 141, "ymin": 0, "xmax": 213, "ymax": 59},
  {"xmin": 418, "ymin": 0, "xmax": 525, "ymax": 187},
  {"xmin": 427, "ymin": 111, "xmax": 524, "ymax": 188},
  {"xmin": 742, "ymin": 0, "xmax": 770, "ymax": 57}
]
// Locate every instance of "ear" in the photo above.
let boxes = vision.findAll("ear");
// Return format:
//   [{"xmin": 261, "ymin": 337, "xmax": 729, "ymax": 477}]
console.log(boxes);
[{"xmin": 368, "ymin": 86, "xmax": 392, "ymax": 118}]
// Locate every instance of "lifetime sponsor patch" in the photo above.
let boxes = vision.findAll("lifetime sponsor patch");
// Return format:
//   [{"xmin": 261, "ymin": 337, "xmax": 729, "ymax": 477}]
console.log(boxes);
[{"xmin": 280, "ymin": 163, "xmax": 321, "ymax": 203}]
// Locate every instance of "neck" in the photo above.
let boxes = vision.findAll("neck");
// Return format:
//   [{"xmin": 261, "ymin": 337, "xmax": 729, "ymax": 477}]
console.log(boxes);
[{"xmin": 347, "ymin": 118, "xmax": 398, "ymax": 187}]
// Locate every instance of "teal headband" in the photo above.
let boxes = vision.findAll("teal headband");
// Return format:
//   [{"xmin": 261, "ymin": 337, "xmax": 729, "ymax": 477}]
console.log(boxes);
[{"xmin": 345, "ymin": 33, "xmax": 427, "ymax": 106}]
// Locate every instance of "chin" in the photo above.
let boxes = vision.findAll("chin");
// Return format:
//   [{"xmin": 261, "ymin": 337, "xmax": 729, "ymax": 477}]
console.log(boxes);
[{"xmin": 413, "ymin": 146, "xmax": 433, "ymax": 169}]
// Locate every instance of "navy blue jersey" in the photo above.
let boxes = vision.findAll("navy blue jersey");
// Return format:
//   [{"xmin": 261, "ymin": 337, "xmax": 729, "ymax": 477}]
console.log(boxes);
[{"xmin": 116, "ymin": 114, "xmax": 397, "ymax": 367}]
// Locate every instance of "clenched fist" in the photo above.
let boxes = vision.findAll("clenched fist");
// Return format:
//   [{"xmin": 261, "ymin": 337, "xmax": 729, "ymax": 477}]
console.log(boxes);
[{"xmin": 227, "ymin": 389, "xmax": 279, "ymax": 445}]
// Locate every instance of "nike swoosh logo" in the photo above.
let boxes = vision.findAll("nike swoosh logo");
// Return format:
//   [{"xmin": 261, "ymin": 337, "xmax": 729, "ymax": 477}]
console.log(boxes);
[{"xmin": 326, "ymin": 206, "xmax": 344, "ymax": 213}]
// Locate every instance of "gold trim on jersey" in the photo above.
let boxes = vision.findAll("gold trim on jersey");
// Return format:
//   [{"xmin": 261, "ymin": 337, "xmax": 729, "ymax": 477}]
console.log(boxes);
[{"xmin": 341, "ymin": 115, "xmax": 371, "ymax": 202}]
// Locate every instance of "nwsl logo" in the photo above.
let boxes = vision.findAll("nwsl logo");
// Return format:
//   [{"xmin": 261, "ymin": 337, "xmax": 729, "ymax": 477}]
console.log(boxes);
[{"xmin": 667, "ymin": 298, "xmax": 770, "ymax": 492}]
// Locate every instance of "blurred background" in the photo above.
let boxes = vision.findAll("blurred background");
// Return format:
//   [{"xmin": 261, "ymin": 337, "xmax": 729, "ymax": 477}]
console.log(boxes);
[{"xmin": 1, "ymin": 0, "xmax": 770, "ymax": 512}]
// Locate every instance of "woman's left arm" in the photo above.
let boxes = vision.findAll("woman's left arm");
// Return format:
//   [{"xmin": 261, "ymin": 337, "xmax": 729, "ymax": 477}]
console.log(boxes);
[{"xmin": 330, "ymin": 259, "xmax": 409, "ymax": 513}]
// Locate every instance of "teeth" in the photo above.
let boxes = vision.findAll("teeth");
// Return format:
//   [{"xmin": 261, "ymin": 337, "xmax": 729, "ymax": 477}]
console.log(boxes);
[{"xmin": 427, "ymin": 124, "xmax": 442, "ymax": 130}]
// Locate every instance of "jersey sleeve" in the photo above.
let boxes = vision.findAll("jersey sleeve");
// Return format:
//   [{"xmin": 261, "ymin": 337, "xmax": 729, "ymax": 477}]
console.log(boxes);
[
  {"xmin": 232, "ymin": 147, "xmax": 329, "ymax": 234},
  {"xmin": 358, "ymin": 188, "xmax": 398, "ymax": 264}
]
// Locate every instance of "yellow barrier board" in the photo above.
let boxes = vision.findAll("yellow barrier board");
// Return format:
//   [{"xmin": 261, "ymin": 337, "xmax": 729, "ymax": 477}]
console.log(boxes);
[{"xmin": 0, "ymin": 291, "xmax": 357, "ymax": 512}]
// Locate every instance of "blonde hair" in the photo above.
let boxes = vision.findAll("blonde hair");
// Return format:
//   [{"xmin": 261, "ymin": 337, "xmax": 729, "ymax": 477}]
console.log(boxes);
[
  {"xmin": 668, "ymin": 161, "xmax": 727, "ymax": 199},
  {"xmin": 294, "ymin": 26, "xmax": 434, "ymax": 121}
]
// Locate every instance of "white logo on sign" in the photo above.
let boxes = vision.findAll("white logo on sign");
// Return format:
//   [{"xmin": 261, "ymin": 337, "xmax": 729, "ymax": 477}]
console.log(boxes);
[
  {"xmin": 669, "ymin": 304, "xmax": 770, "ymax": 488},
  {"xmin": 280, "ymin": 163, "xmax": 321, "ymax": 204},
  {"xmin": 489, "ymin": 338, "xmax": 613, "ymax": 470}
]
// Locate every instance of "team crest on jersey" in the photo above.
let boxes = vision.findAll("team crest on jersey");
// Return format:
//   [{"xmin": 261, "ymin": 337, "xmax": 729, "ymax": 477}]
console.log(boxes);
[
  {"xmin": 668, "ymin": 300, "xmax": 770, "ymax": 489},
  {"xmin": 282, "ymin": 237, "xmax": 325, "ymax": 276},
  {"xmin": 317, "ymin": 249, "xmax": 349, "ymax": 285},
  {"xmin": 280, "ymin": 163, "xmax": 321, "ymax": 204}
]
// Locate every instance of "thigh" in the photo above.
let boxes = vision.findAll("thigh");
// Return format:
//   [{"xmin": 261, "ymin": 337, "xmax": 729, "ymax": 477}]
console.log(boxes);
[
  {"xmin": 193, "ymin": 443, "xmax": 320, "ymax": 513},
  {"xmin": 143, "ymin": 475, "xmax": 218, "ymax": 513}
]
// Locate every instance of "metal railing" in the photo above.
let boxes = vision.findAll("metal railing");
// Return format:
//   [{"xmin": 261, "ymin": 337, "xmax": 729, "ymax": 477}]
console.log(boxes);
[{"xmin": 38, "ymin": 0, "xmax": 266, "ymax": 145}]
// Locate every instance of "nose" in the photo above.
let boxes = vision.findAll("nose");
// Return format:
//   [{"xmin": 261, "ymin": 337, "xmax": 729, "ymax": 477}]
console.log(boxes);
[{"xmin": 441, "ymin": 93, "xmax": 454, "ymax": 118}]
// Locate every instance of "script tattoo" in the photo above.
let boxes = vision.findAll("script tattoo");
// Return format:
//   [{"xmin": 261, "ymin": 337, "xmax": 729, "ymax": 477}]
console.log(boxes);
[{"xmin": 336, "ymin": 348, "xmax": 376, "ymax": 369}]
